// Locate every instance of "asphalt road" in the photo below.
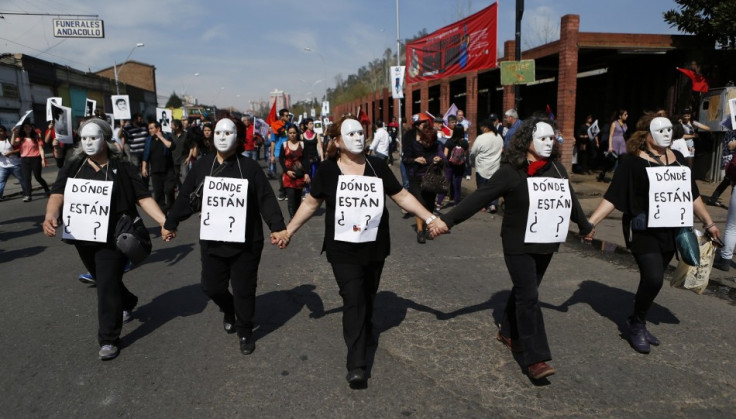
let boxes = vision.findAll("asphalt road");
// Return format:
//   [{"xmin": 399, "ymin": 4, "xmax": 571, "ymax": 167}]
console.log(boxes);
[{"xmin": 1, "ymin": 166, "xmax": 735, "ymax": 417}]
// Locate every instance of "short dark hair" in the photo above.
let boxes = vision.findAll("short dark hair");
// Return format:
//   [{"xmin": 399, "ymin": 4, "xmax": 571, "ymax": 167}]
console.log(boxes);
[
  {"xmin": 149, "ymin": 121, "xmax": 161, "ymax": 129},
  {"xmin": 172, "ymin": 119, "xmax": 182, "ymax": 129},
  {"xmin": 279, "ymin": 109, "xmax": 289, "ymax": 117},
  {"xmin": 448, "ymin": 115, "xmax": 457, "ymax": 122}
]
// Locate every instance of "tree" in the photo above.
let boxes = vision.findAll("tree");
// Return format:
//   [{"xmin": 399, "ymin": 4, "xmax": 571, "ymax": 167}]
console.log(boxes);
[
  {"xmin": 663, "ymin": 0, "xmax": 736, "ymax": 49},
  {"xmin": 165, "ymin": 92, "xmax": 183, "ymax": 108}
]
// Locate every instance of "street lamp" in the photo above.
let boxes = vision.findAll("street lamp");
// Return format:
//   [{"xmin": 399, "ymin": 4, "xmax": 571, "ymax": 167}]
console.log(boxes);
[{"xmin": 114, "ymin": 42, "xmax": 144, "ymax": 95}]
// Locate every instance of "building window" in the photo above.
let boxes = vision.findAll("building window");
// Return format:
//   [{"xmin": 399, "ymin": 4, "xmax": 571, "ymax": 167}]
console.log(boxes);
[{"xmin": 0, "ymin": 83, "xmax": 19, "ymax": 99}]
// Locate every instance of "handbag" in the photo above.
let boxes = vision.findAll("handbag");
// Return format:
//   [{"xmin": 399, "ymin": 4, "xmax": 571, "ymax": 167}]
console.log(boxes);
[
  {"xmin": 420, "ymin": 161, "xmax": 449, "ymax": 194},
  {"xmin": 675, "ymin": 227, "xmax": 700, "ymax": 266},
  {"xmin": 114, "ymin": 213, "xmax": 151, "ymax": 266},
  {"xmin": 671, "ymin": 232, "xmax": 713, "ymax": 294}
]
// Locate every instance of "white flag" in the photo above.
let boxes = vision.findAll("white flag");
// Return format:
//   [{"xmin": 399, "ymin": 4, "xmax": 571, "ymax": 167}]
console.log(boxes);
[{"xmin": 391, "ymin": 66, "xmax": 406, "ymax": 99}]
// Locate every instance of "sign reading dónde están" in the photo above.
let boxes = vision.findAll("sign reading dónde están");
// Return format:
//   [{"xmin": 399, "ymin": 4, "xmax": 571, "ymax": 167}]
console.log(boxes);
[{"xmin": 52, "ymin": 19, "xmax": 105, "ymax": 38}]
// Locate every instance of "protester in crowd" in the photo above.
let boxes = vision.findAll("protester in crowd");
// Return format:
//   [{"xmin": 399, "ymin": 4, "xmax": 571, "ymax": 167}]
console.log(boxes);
[
  {"xmin": 469, "ymin": 119, "xmax": 503, "ymax": 213},
  {"xmin": 435, "ymin": 116, "xmax": 450, "ymax": 147},
  {"xmin": 387, "ymin": 117, "xmax": 399, "ymax": 165},
  {"xmin": 0, "ymin": 124, "xmax": 27, "ymax": 200},
  {"xmin": 706, "ymin": 121, "xmax": 736, "ymax": 207},
  {"xmin": 12, "ymin": 121, "xmax": 50, "ymax": 202},
  {"xmin": 301, "ymin": 118, "xmax": 324, "ymax": 194},
  {"xmin": 368, "ymin": 119, "xmax": 390, "ymax": 163},
  {"xmin": 503, "ymin": 109, "xmax": 521, "ymax": 149},
  {"xmin": 586, "ymin": 114, "xmax": 719, "ymax": 354},
  {"xmin": 279, "ymin": 125, "xmax": 310, "ymax": 218},
  {"xmin": 200, "ymin": 122, "xmax": 214, "ymax": 157},
  {"xmin": 241, "ymin": 115, "xmax": 257, "ymax": 160},
  {"xmin": 162, "ymin": 115, "xmax": 287, "ymax": 356},
  {"xmin": 270, "ymin": 109, "xmax": 291, "ymax": 196},
  {"xmin": 713, "ymin": 124, "xmax": 736, "ymax": 271},
  {"xmin": 489, "ymin": 113, "xmax": 506, "ymax": 139},
  {"xmin": 430, "ymin": 118, "xmax": 592, "ymax": 380},
  {"xmin": 575, "ymin": 114, "xmax": 596, "ymax": 174},
  {"xmin": 456, "ymin": 109, "xmax": 472, "ymax": 180},
  {"xmin": 170, "ymin": 119, "xmax": 196, "ymax": 187},
  {"xmin": 436, "ymin": 125, "xmax": 468, "ymax": 211},
  {"xmin": 44, "ymin": 121, "xmax": 66, "ymax": 168},
  {"xmin": 121, "ymin": 113, "xmax": 148, "ymax": 168},
  {"xmin": 597, "ymin": 109, "xmax": 628, "ymax": 182},
  {"xmin": 680, "ymin": 108, "xmax": 710, "ymax": 170},
  {"xmin": 271, "ymin": 115, "xmax": 439, "ymax": 389},
  {"xmin": 402, "ymin": 115, "xmax": 443, "ymax": 243},
  {"xmin": 43, "ymin": 118, "xmax": 167, "ymax": 360},
  {"xmin": 142, "ymin": 121, "xmax": 176, "ymax": 214}
]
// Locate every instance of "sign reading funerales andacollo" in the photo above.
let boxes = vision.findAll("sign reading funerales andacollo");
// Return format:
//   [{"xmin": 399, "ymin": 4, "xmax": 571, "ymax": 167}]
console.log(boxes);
[{"xmin": 52, "ymin": 19, "xmax": 105, "ymax": 38}]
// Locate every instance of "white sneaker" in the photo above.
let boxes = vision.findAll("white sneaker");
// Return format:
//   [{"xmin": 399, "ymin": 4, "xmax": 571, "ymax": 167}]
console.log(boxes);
[
  {"xmin": 122, "ymin": 310, "xmax": 132, "ymax": 324},
  {"xmin": 98, "ymin": 344, "xmax": 119, "ymax": 360},
  {"xmin": 465, "ymin": 175, "xmax": 471, "ymax": 180}
]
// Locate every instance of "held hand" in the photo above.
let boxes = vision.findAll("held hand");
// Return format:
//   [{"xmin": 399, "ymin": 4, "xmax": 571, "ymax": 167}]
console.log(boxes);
[
  {"xmin": 43, "ymin": 215, "xmax": 58, "ymax": 237},
  {"xmin": 583, "ymin": 226, "xmax": 596, "ymax": 242},
  {"xmin": 432, "ymin": 156, "xmax": 442, "ymax": 163},
  {"xmin": 428, "ymin": 219, "xmax": 449, "ymax": 238},
  {"xmin": 161, "ymin": 228, "xmax": 176, "ymax": 241},
  {"xmin": 415, "ymin": 157, "xmax": 427, "ymax": 165},
  {"xmin": 270, "ymin": 230, "xmax": 291, "ymax": 249}
]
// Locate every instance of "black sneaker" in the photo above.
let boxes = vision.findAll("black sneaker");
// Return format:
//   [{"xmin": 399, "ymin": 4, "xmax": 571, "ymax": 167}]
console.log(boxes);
[
  {"xmin": 713, "ymin": 253, "xmax": 731, "ymax": 271},
  {"xmin": 239, "ymin": 335, "xmax": 255, "ymax": 355},
  {"xmin": 277, "ymin": 194, "xmax": 287, "ymax": 201},
  {"xmin": 416, "ymin": 231, "xmax": 426, "ymax": 244}
]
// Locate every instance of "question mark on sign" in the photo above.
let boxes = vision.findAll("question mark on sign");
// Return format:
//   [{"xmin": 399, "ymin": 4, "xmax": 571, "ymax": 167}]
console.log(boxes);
[
  {"xmin": 93, "ymin": 221, "xmax": 101, "ymax": 239},
  {"xmin": 529, "ymin": 212, "xmax": 538, "ymax": 233},
  {"xmin": 228, "ymin": 216, "xmax": 235, "ymax": 232},
  {"xmin": 680, "ymin": 207, "xmax": 686, "ymax": 224},
  {"xmin": 364, "ymin": 214, "xmax": 371, "ymax": 228},
  {"xmin": 64, "ymin": 215, "xmax": 71, "ymax": 234},
  {"xmin": 654, "ymin": 205, "xmax": 661, "ymax": 219},
  {"xmin": 555, "ymin": 216, "xmax": 564, "ymax": 237},
  {"xmin": 203, "ymin": 212, "xmax": 211, "ymax": 226},
  {"xmin": 338, "ymin": 211, "xmax": 345, "ymax": 226}
]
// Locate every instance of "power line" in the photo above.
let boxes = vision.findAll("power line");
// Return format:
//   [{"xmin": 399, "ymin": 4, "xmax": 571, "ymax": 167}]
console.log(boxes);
[
  {"xmin": 0, "ymin": 36, "xmax": 90, "ymax": 68},
  {"xmin": 0, "ymin": 11, "xmax": 99, "ymax": 18}
]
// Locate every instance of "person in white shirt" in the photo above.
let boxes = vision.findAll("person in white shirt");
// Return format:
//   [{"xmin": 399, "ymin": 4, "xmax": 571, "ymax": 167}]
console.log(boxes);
[
  {"xmin": 470, "ymin": 119, "xmax": 503, "ymax": 212},
  {"xmin": 369, "ymin": 119, "xmax": 391, "ymax": 162},
  {"xmin": 0, "ymin": 124, "xmax": 27, "ymax": 200}
]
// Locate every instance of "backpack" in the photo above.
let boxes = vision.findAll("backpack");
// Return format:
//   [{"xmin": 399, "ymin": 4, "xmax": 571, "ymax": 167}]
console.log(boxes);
[{"xmin": 448, "ymin": 145, "xmax": 466, "ymax": 165}]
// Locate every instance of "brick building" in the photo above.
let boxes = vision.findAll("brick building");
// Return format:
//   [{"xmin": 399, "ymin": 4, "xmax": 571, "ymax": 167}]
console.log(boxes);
[{"xmin": 333, "ymin": 14, "xmax": 735, "ymax": 176}]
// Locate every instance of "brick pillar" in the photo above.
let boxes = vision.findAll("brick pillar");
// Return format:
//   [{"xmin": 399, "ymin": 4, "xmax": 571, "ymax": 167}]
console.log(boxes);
[
  {"xmin": 405, "ymin": 85, "xmax": 414, "ymax": 127},
  {"xmin": 439, "ymin": 78, "xmax": 450, "ymax": 115},
  {"xmin": 502, "ymin": 40, "xmax": 516, "ymax": 113},
  {"xmin": 465, "ymin": 71, "xmax": 479, "ymax": 139},
  {"xmin": 556, "ymin": 14, "xmax": 580, "ymax": 171},
  {"xmin": 420, "ymin": 81, "xmax": 429, "ymax": 117}
]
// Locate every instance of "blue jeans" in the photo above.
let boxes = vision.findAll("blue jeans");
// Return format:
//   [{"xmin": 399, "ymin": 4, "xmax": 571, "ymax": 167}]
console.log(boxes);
[
  {"xmin": 399, "ymin": 160, "xmax": 409, "ymax": 190},
  {"xmin": 720, "ymin": 190, "xmax": 736, "ymax": 260},
  {"xmin": 0, "ymin": 164, "xmax": 26, "ymax": 198},
  {"xmin": 242, "ymin": 150, "xmax": 257, "ymax": 160}
]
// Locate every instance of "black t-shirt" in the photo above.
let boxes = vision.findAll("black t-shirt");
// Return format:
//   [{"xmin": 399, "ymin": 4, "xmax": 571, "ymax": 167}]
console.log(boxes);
[
  {"xmin": 51, "ymin": 158, "xmax": 151, "ymax": 244},
  {"xmin": 309, "ymin": 156, "xmax": 403, "ymax": 264},
  {"xmin": 603, "ymin": 151, "xmax": 699, "ymax": 254},
  {"xmin": 147, "ymin": 137, "xmax": 173, "ymax": 173}
]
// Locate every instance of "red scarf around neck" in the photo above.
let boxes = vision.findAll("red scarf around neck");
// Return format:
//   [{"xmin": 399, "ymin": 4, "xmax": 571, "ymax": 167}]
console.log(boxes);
[{"xmin": 527, "ymin": 159, "xmax": 547, "ymax": 176}]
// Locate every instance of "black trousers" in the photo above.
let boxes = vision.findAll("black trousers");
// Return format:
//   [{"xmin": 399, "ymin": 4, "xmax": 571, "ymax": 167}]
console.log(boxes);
[
  {"xmin": 331, "ymin": 261, "xmax": 384, "ymax": 371},
  {"xmin": 150, "ymin": 170, "xmax": 177, "ymax": 213},
  {"xmin": 75, "ymin": 243, "xmax": 137, "ymax": 346},
  {"xmin": 200, "ymin": 244, "xmax": 262, "ymax": 337},
  {"xmin": 631, "ymin": 251, "xmax": 675, "ymax": 324},
  {"xmin": 285, "ymin": 187, "xmax": 303, "ymax": 218},
  {"xmin": 501, "ymin": 253, "xmax": 553, "ymax": 366},
  {"xmin": 20, "ymin": 156, "xmax": 49, "ymax": 196}
]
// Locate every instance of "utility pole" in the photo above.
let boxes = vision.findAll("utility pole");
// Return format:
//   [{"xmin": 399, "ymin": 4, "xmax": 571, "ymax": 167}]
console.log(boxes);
[{"xmin": 514, "ymin": 0, "xmax": 524, "ymax": 111}]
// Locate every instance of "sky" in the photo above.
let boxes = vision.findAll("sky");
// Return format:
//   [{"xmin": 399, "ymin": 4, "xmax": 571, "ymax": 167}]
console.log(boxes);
[{"xmin": 1, "ymin": 0, "xmax": 685, "ymax": 112}]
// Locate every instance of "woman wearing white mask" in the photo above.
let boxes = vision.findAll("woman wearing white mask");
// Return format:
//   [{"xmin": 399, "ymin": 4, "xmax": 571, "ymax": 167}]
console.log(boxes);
[
  {"xmin": 43, "ymin": 118, "xmax": 167, "ymax": 361},
  {"xmin": 586, "ymin": 114, "xmax": 719, "ymax": 354},
  {"xmin": 431, "ymin": 118, "xmax": 592, "ymax": 381},
  {"xmin": 163, "ymin": 115, "xmax": 287, "ymax": 356},
  {"xmin": 271, "ymin": 115, "xmax": 438, "ymax": 389}
]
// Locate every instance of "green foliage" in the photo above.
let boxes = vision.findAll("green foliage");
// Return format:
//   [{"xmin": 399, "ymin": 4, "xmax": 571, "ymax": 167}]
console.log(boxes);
[
  {"xmin": 165, "ymin": 92, "xmax": 183, "ymax": 108},
  {"xmin": 663, "ymin": 0, "xmax": 736, "ymax": 49}
]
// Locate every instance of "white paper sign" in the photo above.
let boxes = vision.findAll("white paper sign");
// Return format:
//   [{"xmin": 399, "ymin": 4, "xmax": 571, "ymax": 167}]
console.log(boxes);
[
  {"xmin": 391, "ymin": 66, "xmax": 406, "ymax": 99},
  {"xmin": 200, "ymin": 176, "xmax": 249, "ymax": 242},
  {"xmin": 334, "ymin": 175, "xmax": 384, "ymax": 243},
  {"xmin": 85, "ymin": 98, "xmax": 96, "ymax": 117},
  {"xmin": 62, "ymin": 178, "xmax": 113, "ymax": 243},
  {"xmin": 322, "ymin": 101, "xmax": 330, "ymax": 116},
  {"xmin": 14, "ymin": 110, "xmax": 33, "ymax": 128},
  {"xmin": 313, "ymin": 119, "xmax": 323, "ymax": 135},
  {"xmin": 729, "ymin": 98, "xmax": 736, "ymax": 131},
  {"xmin": 156, "ymin": 108, "xmax": 172, "ymax": 133},
  {"xmin": 52, "ymin": 104, "xmax": 73, "ymax": 144},
  {"xmin": 310, "ymin": 108, "xmax": 316, "ymax": 118},
  {"xmin": 46, "ymin": 97, "xmax": 61, "ymax": 121},
  {"xmin": 524, "ymin": 178, "xmax": 572, "ymax": 243},
  {"xmin": 646, "ymin": 166, "xmax": 693, "ymax": 227},
  {"xmin": 111, "ymin": 95, "xmax": 131, "ymax": 120}
]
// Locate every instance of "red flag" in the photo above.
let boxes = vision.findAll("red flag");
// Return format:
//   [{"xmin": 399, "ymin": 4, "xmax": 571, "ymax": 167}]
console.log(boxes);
[
  {"xmin": 677, "ymin": 68, "xmax": 709, "ymax": 93},
  {"xmin": 265, "ymin": 99, "xmax": 277, "ymax": 125},
  {"xmin": 357, "ymin": 107, "xmax": 370, "ymax": 126}
]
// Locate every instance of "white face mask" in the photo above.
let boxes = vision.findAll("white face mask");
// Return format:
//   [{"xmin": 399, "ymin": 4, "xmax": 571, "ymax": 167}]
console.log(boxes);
[
  {"xmin": 80, "ymin": 124, "xmax": 105, "ymax": 156},
  {"xmin": 532, "ymin": 122, "xmax": 555, "ymax": 158},
  {"xmin": 650, "ymin": 117, "xmax": 673, "ymax": 147},
  {"xmin": 340, "ymin": 119, "xmax": 364, "ymax": 154},
  {"xmin": 214, "ymin": 119, "xmax": 238, "ymax": 153}
]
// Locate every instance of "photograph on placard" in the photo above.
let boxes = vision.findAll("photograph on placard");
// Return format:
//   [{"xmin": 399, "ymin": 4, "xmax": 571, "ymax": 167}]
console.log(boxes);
[
  {"xmin": 156, "ymin": 108, "xmax": 172, "ymax": 133},
  {"xmin": 46, "ymin": 97, "xmax": 61, "ymax": 122},
  {"xmin": 52, "ymin": 103, "xmax": 73, "ymax": 144},
  {"xmin": 111, "ymin": 95, "xmax": 131, "ymax": 120},
  {"xmin": 85, "ymin": 98, "xmax": 96, "ymax": 117}
]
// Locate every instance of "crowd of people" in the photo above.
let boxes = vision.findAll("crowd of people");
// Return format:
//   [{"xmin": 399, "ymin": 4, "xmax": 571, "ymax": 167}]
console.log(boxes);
[{"xmin": 13, "ymin": 98, "xmax": 729, "ymax": 389}]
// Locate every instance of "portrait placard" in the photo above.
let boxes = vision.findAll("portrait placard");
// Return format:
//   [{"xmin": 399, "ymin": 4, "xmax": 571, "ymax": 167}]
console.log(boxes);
[
  {"xmin": 156, "ymin": 108, "xmax": 172, "ymax": 133},
  {"xmin": 52, "ymin": 104, "xmax": 73, "ymax": 144},
  {"xmin": 46, "ymin": 97, "xmax": 61, "ymax": 121},
  {"xmin": 85, "ymin": 98, "xmax": 96, "ymax": 117},
  {"xmin": 62, "ymin": 178, "xmax": 113, "ymax": 243},
  {"xmin": 111, "ymin": 95, "xmax": 131, "ymax": 120}
]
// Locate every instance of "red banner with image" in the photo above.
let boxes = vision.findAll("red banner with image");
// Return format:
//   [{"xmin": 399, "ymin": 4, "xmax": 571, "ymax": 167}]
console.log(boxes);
[{"xmin": 405, "ymin": 2, "xmax": 497, "ymax": 85}]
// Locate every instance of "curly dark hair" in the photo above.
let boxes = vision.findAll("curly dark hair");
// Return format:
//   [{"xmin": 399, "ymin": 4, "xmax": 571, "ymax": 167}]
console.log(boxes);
[{"xmin": 501, "ymin": 118, "xmax": 560, "ymax": 169}]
